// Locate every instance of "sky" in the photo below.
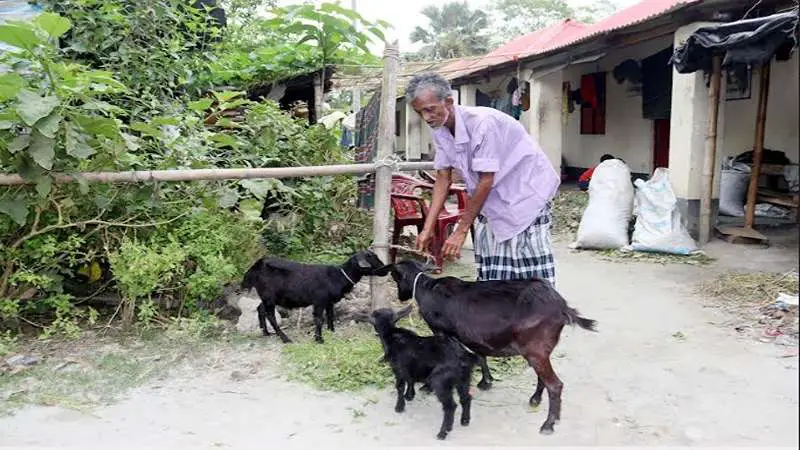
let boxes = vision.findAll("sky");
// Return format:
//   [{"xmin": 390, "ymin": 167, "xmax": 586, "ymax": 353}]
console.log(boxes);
[{"xmin": 276, "ymin": 0, "xmax": 642, "ymax": 55}]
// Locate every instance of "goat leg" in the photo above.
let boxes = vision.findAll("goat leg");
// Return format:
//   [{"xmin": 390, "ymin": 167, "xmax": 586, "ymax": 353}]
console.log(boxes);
[
  {"xmin": 256, "ymin": 303, "xmax": 270, "ymax": 336},
  {"xmin": 456, "ymin": 369, "xmax": 472, "ymax": 426},
  {"xmin": 325, "ymin": 303, "xmax": 335, "ymax": 332},
  {"xmin": 419, "ymin": 383, "xmax": 432, "ymax": 393},
  {"xmin": 312, "ymin": 305, "xmax": 325, "ymax": 343},
  {"xmin": 264, "ymin": 303, "xmax": 292, "ymax": 343},
  {"xmin": 394, "ymin": 378, "xmax": 407, "ymax": 413},
  {"xmin": 431, "ymin": 376, "xmax": 457, "ymax": 440},
  {"xmin": 404, "ymin": 382, "xmax": 416, "ymax": 401},
  {"xmin": 476, "ymin": 356, "xmax": 493, "ymax": 390},
  {"xmin": 529, "ymin": 374, "xmax": 545, "ymax": 408},
  {"xmin": 527, "ymin": 354, "xmax": 563, "ymax": 435}
]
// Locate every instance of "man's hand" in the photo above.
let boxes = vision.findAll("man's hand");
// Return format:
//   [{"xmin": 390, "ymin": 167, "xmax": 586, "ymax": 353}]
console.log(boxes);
[
  {"xmin": 442, "ymin": 227, "xmax": 468, "ymax": 260},
  {"xmin": 416, "ymin": 228, "xmax": 433, "ymax": 252}
]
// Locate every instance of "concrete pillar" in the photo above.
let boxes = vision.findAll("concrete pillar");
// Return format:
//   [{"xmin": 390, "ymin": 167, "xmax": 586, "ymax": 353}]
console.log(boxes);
[
  {"xmin": 668, "ymin": 22, "xmax": 726, "ymax": 239},
  {"xmin": 529, "ymin": 69, "xmax": 564, "ymax": 173},
  {"xmin": 459, "ymin": 84, "xmax": 477, "ymax": 106}
]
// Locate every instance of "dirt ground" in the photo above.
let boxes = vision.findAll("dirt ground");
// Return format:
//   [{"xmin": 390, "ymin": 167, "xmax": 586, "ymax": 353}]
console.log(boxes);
[{"xmin": 1, "ymin": 229, "xmax": 798, "ymax": 448}]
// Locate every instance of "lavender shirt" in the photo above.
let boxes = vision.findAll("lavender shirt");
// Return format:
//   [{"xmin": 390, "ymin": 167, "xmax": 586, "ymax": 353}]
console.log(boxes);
[{"xmin": 432, "ymin": 105, "xmax": 560, "ymax": 243}]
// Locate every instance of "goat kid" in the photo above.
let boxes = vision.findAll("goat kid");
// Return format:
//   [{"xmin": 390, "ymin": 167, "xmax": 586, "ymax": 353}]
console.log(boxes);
[
  {"xmin": 241, "ymin": 250, "xmax": 389, "ymax": 343},
  {"xmin": 358, "ymin": 305, "xmax": 479, "ymax": 440},
  {"xmin": 378, "ymin": 259, "xmax": 597, "ymax": 435}
]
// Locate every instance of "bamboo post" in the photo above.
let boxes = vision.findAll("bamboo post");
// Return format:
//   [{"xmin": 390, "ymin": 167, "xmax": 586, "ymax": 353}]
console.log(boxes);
[
  {"xmin": 698, "ymin": 55, "xmax": 723, "ymax": 245},
  {"xmin": 744, "ymin": 61, "xmax": 772, "ymax": 229},
  {"xmin": 370, "ymin": 40, "xmax": 400, "ymax": 311}
]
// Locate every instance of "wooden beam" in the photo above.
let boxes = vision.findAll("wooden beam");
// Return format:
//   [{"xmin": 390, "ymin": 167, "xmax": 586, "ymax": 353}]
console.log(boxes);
[
  {"xmin": 744, "ymin": 62, "xmax": 772, "ymax": 228},
  {"xmin": 0, "ymin": 162, "xmax": 435, "ymax": 186},
  {"xmin": 699, "ymin": 55, "xmax": 722, "ymax": 245}
]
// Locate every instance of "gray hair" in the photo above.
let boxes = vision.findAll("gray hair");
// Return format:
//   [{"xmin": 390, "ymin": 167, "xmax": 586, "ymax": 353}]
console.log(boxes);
[{"xmin": 405, "ymin": 72, "xmax": 452, "ymax": 102}]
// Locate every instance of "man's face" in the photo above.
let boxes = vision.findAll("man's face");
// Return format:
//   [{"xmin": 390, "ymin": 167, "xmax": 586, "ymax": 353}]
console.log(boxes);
[{"xmin": 410, "ymin": 89, "xmax": 453, "ymax": 129}]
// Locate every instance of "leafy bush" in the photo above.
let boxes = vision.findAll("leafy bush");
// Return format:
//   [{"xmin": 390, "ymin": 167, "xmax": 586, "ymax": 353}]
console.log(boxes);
[{"xmin": 0, "ymin": 6, "xmax": 375, "ymax": 337}]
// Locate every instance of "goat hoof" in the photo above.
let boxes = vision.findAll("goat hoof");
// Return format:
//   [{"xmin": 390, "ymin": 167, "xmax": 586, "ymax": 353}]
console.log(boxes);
[
  {"xmin": 539, "ymin": 424, "xmax": 555, "ymax": 435},
  {"xmin": 529, "ymin": 396, "xmax": 542, "ymax": 408},
  {"xmin": 436, "ymin": 431, "xmax": 448, "ymax": 440},
  {"xmin": 394, "ymin": 404, "xmax": 405, "ymax": 413},
  {"xmin": 477, "ymin": 380, "xmax": 492, "ymax": 391},
  {"xmin": 460, "ymin": 417, "xmax": 470, "ymax": 426},
  {"xmin": 314, "ymin": 337, "xmax": 324, "ymax": 344},
  {"xmin": 280, "ymin": 337, "xmax": 293, "ymax": 343}
]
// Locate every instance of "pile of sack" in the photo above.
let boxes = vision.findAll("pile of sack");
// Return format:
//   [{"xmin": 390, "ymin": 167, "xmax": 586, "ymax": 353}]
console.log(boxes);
[{"xmin": 570, "ymin": 159, "xmax": 699, "ymax": 255}]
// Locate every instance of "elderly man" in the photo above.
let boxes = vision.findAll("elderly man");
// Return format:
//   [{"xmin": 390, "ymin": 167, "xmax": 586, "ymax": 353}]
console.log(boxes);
[{"xmin": 408, "ymin": 72, "xmax": 560, "ymax": 285}]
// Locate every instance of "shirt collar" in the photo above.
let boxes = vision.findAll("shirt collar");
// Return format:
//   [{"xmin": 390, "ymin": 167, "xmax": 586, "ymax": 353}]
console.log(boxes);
[{"xmin": 434, "ymin": 105, "xmax": 470, "ymax": 145}]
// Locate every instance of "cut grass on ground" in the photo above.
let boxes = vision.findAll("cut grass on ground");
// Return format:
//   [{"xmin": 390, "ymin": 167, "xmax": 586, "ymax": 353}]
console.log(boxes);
[
  {"xmin": 697, "ymin": 270, "xmax": 799, "ymax": 338},
  {"xmin": 698, "ymin": 271, "xmax": 799, "ymax": 305},
  {"xmin": 593, "ymin": 248, "xmax": 716, "ymax": 266},
  {"xmin": 279, "ymin": 313, "xmax": 529, "ymax": 393}
]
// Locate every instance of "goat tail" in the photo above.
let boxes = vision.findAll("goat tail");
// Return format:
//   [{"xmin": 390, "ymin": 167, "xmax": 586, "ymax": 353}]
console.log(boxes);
[{"xmin": 566, "ymin": 307, "xmax": 598, "ymax": 332}]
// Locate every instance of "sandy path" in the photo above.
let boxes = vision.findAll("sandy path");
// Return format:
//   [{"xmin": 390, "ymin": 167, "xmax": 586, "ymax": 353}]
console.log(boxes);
[{"xmin": 1, "ymin": 237, "xmax": 798, "ymax": 448}]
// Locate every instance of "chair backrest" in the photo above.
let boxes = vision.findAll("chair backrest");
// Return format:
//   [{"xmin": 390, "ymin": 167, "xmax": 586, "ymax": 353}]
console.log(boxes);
[{"xmin": 390, "ymin": 174, "xmax": 426, "ymax": 221}]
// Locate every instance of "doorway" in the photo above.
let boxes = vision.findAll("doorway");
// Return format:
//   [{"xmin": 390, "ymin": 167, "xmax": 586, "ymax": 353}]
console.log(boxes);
[{"xmin": 653, "ymin": 118, "xmax": 670, "ymax": 169}]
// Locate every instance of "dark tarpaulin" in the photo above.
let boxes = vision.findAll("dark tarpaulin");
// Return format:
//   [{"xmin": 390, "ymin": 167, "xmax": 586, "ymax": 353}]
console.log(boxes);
[{"xmin": 670, "ymin": 9, "xmax": 799, "ymax": 74}]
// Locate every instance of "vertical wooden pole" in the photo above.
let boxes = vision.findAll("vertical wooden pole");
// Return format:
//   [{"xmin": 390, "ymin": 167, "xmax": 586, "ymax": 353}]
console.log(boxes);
[
  {"xmin": 744, "ymin": 62, "xmax": 771, "ymax": 229},
  {"xmin": 699, "ymin": 55, "xmax": 722, "ymax": 245},
  {"xmin": 350, "ymin": 0, "xmax": 361, "ymax": 114},
  {"xmin": 370, "ymin": 40, "xmax": 400, "ymax": 310}
]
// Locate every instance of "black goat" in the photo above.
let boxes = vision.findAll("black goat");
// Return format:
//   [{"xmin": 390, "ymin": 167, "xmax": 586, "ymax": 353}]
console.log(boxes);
[
  {"xmin": 241, "ymin": 250, "xmax": 389, "ymax": 343},
  {"xmin": 358, "ymin": 305, "xmax": 479, "ymax": 440},
  {"xmin": 379, "ymin": 259, "xmax": 597, "ymax": 435}
]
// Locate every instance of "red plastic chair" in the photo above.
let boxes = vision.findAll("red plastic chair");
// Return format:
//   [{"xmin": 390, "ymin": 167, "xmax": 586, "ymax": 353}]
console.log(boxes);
[{"xmin": 389, "ymin": 173, "xmax": 472, "ymax": 270}]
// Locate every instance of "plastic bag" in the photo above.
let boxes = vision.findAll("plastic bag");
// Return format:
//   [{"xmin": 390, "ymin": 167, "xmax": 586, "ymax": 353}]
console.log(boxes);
[
  {"xmin": 572, "ymin": 159, "xmax": 634, "ymax": 249},
  {"xmin": 629, "ymin": 168, "xmax": 698, "ymax": 255}
]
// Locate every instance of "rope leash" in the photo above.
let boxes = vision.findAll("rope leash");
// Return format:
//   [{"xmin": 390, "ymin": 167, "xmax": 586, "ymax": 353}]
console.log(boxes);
[{"xmin": 370, "ymin": 243, "xmax": 436, "ymax": 266}]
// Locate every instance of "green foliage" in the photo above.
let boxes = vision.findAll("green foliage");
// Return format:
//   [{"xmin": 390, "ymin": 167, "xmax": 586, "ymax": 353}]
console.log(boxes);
[
  {"xmin": 489, "ymin": 0, "xmax": 621, "ymax": 43},
  {"xmin": 409, "ymin": 2, "xmax": 491, "ymax": 60},
  {"xmin": 0, "ymin": 3, "xmax": 374, "ymax": 337}
]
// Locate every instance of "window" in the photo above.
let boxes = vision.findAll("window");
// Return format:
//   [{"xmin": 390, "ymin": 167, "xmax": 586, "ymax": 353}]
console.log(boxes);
[{"xmin": 580, "ymin": 72, "xmax": 607, "ymax": 135}]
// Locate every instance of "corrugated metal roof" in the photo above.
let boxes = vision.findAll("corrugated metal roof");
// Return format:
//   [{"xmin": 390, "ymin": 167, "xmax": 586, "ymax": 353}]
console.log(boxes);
[
  {"xmin": 538, "ymin": 0, "xmax": 701, "ymax": 53},
  {"xmin": 331, "ymin": 60, "xmax": 453, "ymax": 95},
  {"xmin": 440, "ymin": 19, "xmax": 588, "ymax": 81},
  {"xmin": 446, "ymin": 0, "xmax": 702, "ymax": 82}
]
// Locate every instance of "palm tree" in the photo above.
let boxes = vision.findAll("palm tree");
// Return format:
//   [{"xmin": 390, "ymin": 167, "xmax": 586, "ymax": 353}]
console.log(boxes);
[{"xmin": 409, "ymin": 2, "xmax": 490, "ymax": 60}]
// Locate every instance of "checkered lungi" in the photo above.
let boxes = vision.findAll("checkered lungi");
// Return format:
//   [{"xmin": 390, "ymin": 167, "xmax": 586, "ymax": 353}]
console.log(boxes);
[{"xmin": 473, "ymin": 202, "xmax": 556, "ymax": 286}]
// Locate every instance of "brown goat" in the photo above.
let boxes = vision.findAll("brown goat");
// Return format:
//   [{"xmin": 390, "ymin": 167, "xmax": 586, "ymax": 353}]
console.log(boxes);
[{"xmin": 379, "ymin": 259, "xmax": 597, "ymax": 435}]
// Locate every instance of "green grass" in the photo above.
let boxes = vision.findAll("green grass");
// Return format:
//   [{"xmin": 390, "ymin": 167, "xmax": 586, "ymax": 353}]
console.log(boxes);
[
  {"xmin": 279, "ymin": 312, "xmax": 530, "ymax": 393},
  {"xmin": 281, "ymin": 324, "xmax": 392, "ymax": 392}
]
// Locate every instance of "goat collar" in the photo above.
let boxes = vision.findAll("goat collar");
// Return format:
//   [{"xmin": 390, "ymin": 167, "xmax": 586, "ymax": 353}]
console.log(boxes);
[
  {"xmin": 411, "ymin": 272, "xmax": 424, "ymax": 300},
  {"xmin": 340, "ymin": 268, "xmax": 356, "ymax": 286}
]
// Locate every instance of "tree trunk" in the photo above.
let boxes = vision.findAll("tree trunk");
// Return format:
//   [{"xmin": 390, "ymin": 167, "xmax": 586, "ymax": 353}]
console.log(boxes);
[{"xmin": 313, "ymin": 68, "xmax": 325, "ymax": 125}]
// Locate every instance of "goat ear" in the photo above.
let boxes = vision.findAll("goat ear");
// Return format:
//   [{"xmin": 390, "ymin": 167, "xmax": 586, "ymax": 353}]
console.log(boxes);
[
  {"xmin": 394, "ymin": 304, "xmax": 413, "ymax": 322},
  {"xmin": 352, "ymin": 311, "xmax": 373, "ymax": 324},
  {"xmin": 356, "ymin": 253, "xmax": 372, "ymax": 269},
  {"xmin": 420, "ymin": 262, "xmax": 439, "ymax": 273}
]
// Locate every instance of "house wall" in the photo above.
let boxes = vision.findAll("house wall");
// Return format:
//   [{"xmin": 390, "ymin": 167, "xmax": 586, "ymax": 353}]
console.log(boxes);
[
  {"xmin": 400, "ymin": 98, "xmax": 435, "ymax": 161},
  {"xmin": 720, "ymin": 53, "xmax": 799, "ymax": 163},
  {"xmin": 561, "ymin": 35, "xmax": 675, "ymax": 177}
]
